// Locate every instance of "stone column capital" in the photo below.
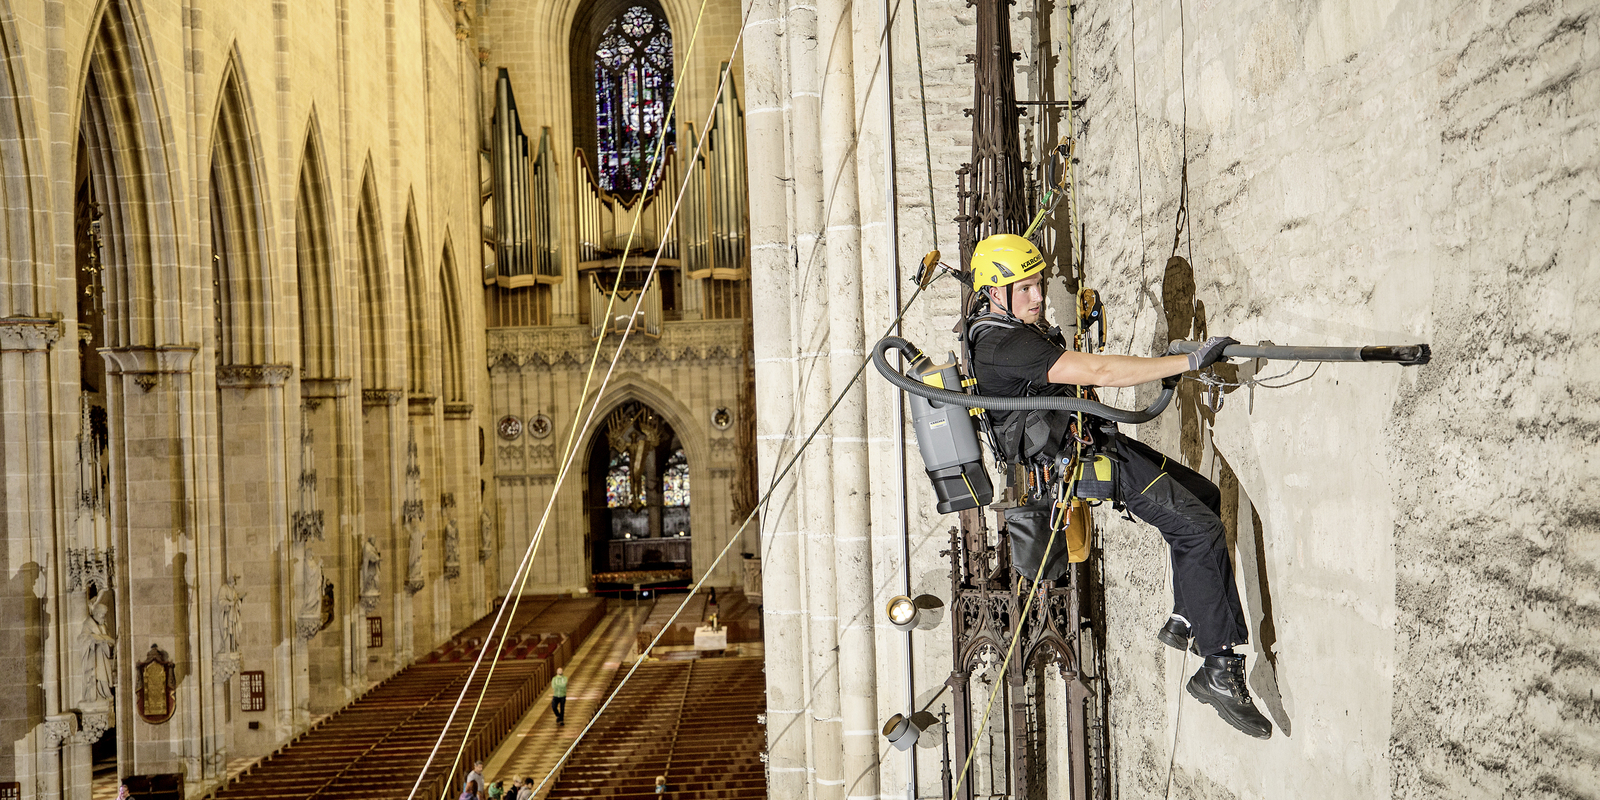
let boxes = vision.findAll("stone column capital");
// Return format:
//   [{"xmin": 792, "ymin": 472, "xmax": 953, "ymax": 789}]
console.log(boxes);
[
  {"xmin": 216, "ymin": 363, "xmax": 294, "ymax": 388},
  {"xmin": 42, "ymin": 713, "xmax": 76, "ymax": 749},
  {"xmin": 0, "ymin": 317, "xmax": 63, "ymax": 351}
]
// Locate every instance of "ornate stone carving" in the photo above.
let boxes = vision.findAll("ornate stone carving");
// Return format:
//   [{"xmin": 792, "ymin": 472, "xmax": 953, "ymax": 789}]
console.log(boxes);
[
  {"xmin": 79, "ymin": 601, "xmax": 116, "ymax": 703},
  {"xmin": 479, "ymin": 509, "xmax": 494, "ymax": 563},
  {"xmin": 362, "ymin": 389, "xmax": 405, "ymax": 407},
  {"xmin": 293, "ymin": 510, "xmax": 325, "ymax": 542},
  {"xmin": 135, "ymin": 644, "xmax": 177, "ymax": 723},
  {"xmin": 43, "ymin": 714, "xmax": 76, "ymax": 749},
  {"xmin": 440, "ymin": 492, "xmax": 456, "ymax": 509},
  {"xmin": 293, "ymin": 424, "xmax": 324, "ymax": 541},
  {"xmin": 403, "ymin": 437, "xmax": 425, "ymax": 593},
  {"xmin": 297, "ymin": 548, "xmax": 328, "ymax": 641},
  {"xmin": 486, "ymin": 320, "xmax": 749, "ymax": 372},
  {"xmin": 216, "ymin": 363, "xmax": 293, "ymax": 388},
  {"xmin": 360, "ymin": 536, "xmax": 382, "ymax": 611},
  {"xmin": 402, "ymin": 500, "xmax": 425, "ymax": 523},
  {"xmin": 67, "ymin": 547, "xmax": 115, "ymax": 594},
  {"xmin": 529, "ymin": 443, "xmax": 556, "ymax": 466},
  {"xmin": 0, "ymin": 317, "xmax": 63, "ymax": 351},
  {"xmin": 214, "ymin": 575, "xmax": 243, "ymax": 683},
  {"xmin": 77, "ymin": 392, "xmax": 109, "ymax": 515},
  {"xmin": 77, "ymin": 709, "xmax": 111, "ymax": 744},
  {"xmin": 442, "ymin": 518, "xmax": 461, "ymax": 580},
  {"xmin": 100, "ymin": 345, "xmax": 199, "ymax": 393}
]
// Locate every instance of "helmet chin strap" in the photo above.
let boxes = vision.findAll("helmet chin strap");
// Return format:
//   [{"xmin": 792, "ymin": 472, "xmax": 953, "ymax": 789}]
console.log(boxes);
[{"xmin": 991, "ymin": 284, "xmax": 1023, "ymax": 324}]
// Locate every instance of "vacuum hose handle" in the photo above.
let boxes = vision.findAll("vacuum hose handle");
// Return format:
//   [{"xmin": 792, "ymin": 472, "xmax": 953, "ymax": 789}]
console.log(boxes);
[
  {"xmin": 872, "ymin": 336, "xmax": 1176, "ymax": 425},
  {"xmin": 1166, "ymin": 340, "xmax": 1431, "ymax": 366}
]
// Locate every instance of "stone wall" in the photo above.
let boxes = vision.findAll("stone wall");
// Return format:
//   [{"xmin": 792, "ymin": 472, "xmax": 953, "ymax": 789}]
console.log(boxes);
[
  {"xmin": 485, "ymin": 322, "xmax": 752, "ymax": 593},
  {"xmin": 1070, "ymin": 0, "xmax": 1600, "ymax": 797},
  {"xmin": 745, "ymin": 0, "xmax": 1596, "ymax": 796},
  {"xmin": 0, "ymin": 0, "xmax": 491, "ymax": 796}
]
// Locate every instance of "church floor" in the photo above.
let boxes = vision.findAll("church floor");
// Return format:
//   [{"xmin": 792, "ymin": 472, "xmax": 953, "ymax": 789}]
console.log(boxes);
[{"xmin": 481, "ymin": 600, "xmax": 651, "ymax": 798}]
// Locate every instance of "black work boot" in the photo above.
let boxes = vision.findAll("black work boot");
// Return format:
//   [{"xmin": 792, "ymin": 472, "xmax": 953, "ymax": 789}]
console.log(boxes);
[
  {"xmin": 1187, "ymin": 654, "xmax": 1273, "ymax": 740},
  {"xmin": 1156, "ymin": 615, "xmax": 1200, "ymax": 655}
]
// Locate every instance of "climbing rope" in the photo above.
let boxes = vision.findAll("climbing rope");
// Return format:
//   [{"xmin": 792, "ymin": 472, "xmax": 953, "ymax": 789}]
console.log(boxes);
[
  {"xmin": 532, "ymin": 253, "xmax": 949, "ymax": 797},
  {"xmin": 950, "ymin": 475, "xmax": 1076, "ymax": 799},
  {"xmin": 407, "ymin": 1, "xmax": 725, "ymax": 796},
  {"xmin": 911, "ymin": 0, "xmax": 941, "ymax": 253}
]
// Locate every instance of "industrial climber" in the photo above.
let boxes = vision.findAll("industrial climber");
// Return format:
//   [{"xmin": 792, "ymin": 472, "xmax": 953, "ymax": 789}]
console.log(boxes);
[{"xmin": 964, "ymin": 233, "xmax": 1273, "ymax": 740}]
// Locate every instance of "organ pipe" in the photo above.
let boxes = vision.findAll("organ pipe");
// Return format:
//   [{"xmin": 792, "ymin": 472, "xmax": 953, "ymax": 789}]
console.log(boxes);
[{"xmin": 489, "ymin": 69, "xmax": 560, "ymax": 288}]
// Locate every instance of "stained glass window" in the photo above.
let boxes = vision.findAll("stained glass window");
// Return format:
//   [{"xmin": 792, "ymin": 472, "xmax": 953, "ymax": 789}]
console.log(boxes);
[
  {"xmin": 594, "ymin": 5, "xmax": 674, "ymax": 194},
  {"xmin": 662, "ymin": 448, "xmax": 689, "ymax": 507},
  {"xmin": 606, "ymin": 453, "xmax": 631, "ymax": 508}
]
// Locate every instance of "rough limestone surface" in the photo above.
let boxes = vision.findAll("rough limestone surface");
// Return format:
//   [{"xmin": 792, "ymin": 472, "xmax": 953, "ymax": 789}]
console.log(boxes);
[{"xmin": 1071, "ymin": 0, "xmax": 1600, "ymax": 798}]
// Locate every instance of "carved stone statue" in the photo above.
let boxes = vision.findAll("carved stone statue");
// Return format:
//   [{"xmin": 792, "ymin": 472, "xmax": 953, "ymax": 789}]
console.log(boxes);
[
  {"xmin": 442, "ymin": 518, "xmax": 461, "ymax": 579},
  {"xmin": 297, "ymin": 548, "xmax": 327, "ymax": 640},
  {"xmin": 79, "ymin": 601, "xmax": 116, "ymax": 703},
  {"xmin": 606, "ymin": 403, "xmax": 663, "ymax": 511},
  {"xmin": 216, "ymin": 575, "xmax": 243, "ymax": 655},
  {"xmin": 360, "ymin": 535, "xmax": 382, "ymax": 608},
  {"xmin": 405, "ymin": 520, "xmax": 425, "ymax": 592},
  {"xmin": 479, "ymin": 509, "xmax": 494, "ymax": 563}
]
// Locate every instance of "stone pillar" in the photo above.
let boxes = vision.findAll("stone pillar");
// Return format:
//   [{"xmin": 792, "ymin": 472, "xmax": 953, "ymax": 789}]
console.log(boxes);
[
  {"xmin": 301, "ymin": 378, "xmax": 359, "ymax": 703},
  {"xmin": 741, "ymin": 0, "xmax": 810, "ymax": 793},
  {"xmin": 360, "ymin": 389, "xmax": 406, "ymax": 676},
  {"xmin": 100, "ymin": 344, "xmax": 207, "ymax": 781},
  {"xmin": 820, "ymin": 0, "xmax": 885, "ymax": 795},
  {"xmin": 214, "ymin": 364, "xmax": 299, "ymax": 756},
  {"xmin": 0, "ymin": 319, "xmax": 65, "ymax": 799}
]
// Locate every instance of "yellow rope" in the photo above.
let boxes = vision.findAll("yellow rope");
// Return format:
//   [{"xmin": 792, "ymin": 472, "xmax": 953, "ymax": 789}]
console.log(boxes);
[
  {"xmin": 406, "ymin": 1, "xmax": 720, "ymax": 797},
  {"xmin": 532, "ymin": 249, "xmax": 946, "ymax": 798},
  {"xmin": 950, "ymin": 479, "xmax": 1071, "ymax": 799}
]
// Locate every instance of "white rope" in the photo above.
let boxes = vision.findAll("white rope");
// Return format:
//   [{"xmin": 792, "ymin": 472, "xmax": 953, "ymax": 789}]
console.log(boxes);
[{"xmin": 403, "ymin": 0, "xmax": 720, "ymax": 796}]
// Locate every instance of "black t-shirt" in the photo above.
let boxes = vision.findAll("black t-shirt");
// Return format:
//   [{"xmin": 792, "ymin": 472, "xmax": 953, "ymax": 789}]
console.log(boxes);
[{"xmin": 969, "ymin": 319, "xmax": 1075, "ymax": 462}]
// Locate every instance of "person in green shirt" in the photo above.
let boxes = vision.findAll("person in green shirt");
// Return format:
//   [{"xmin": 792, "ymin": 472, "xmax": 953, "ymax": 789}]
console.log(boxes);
[{"xmin": 550, "ymin": 667, "xmax": 568, "ymax": 725}]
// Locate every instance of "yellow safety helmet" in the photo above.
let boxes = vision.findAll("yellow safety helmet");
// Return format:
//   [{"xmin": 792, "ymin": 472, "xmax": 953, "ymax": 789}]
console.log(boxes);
[{"xmin": 969, "ymin": 234, "xmax": 1046, "ymax": 290}]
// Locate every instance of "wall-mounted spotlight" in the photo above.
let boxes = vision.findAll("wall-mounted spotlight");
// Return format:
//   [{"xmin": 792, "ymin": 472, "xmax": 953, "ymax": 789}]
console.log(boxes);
[
  {"xmin": 885, "ymin": 594, "xmax": 945, "ymax": 633},
  {"xmin": 881, "ymin": 710, "xmax": 940, "ymax": 752}
]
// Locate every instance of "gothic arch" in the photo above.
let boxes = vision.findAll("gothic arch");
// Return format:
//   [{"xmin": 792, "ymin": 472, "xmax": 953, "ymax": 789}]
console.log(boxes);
[
  {"xmin": 0, "ymin": 11, "xmax": 48, "ymax": 316},
  {"xmin": 76, "ymin": 0, "xmax": 187, "ymax": 348},
  {"xmin": 437, "ymin": 235, "xmax": 466, "ymax": 404},
  {"xmin": 295, "ymin": 111, "xmax": 340, "ymax": 380},
  {"xmin": 208, "ymin": 52, "xmax": 277, "ymax": 365},
  {"xmin": 401, "ymin": 197, "xmax": 431, "ymax": 396},
  {"xmin": 355, "ymin": 161, "xmax": 392, "ymax": 390},
  {"xmin": 575, "ymin": 374, "xmax": 708, "ymax": 475}
]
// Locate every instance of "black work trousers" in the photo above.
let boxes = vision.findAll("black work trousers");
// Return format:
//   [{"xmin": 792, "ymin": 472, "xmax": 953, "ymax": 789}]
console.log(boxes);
[{"xmin": 1111, "ymin": 434, "xmax": 1248, "ymax": 656}]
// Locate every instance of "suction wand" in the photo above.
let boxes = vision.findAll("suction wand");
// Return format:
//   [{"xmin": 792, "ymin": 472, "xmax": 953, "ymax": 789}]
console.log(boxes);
[{"xmin": 1166, "ymin": 340, "xmax": 1432, "ymax": 366}]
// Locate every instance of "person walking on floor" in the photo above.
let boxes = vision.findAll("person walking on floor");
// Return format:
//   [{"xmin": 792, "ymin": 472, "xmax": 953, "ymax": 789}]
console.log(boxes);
[{"xmin": 550, "ymin": 667, "xmax": 568, "ymax": 725}]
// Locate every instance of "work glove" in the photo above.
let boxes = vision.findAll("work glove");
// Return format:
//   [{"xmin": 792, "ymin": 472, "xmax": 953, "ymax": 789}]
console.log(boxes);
[{"xmin": 1168, "ymin": 336, "xmax": 1238, "ymax": 371}]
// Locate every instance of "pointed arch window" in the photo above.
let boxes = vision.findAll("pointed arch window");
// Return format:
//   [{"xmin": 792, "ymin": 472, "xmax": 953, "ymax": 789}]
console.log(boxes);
[
  {"xmin": 605, "ymin": 453, "xmax": 632, "ymax": 508},
  {"xmin": 661, "ymin": 448, "xmax": 689, "ymax": 507},
  {"xmin": 593, "ymin": 4, "xmax": 674, "ymax": 194}
]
